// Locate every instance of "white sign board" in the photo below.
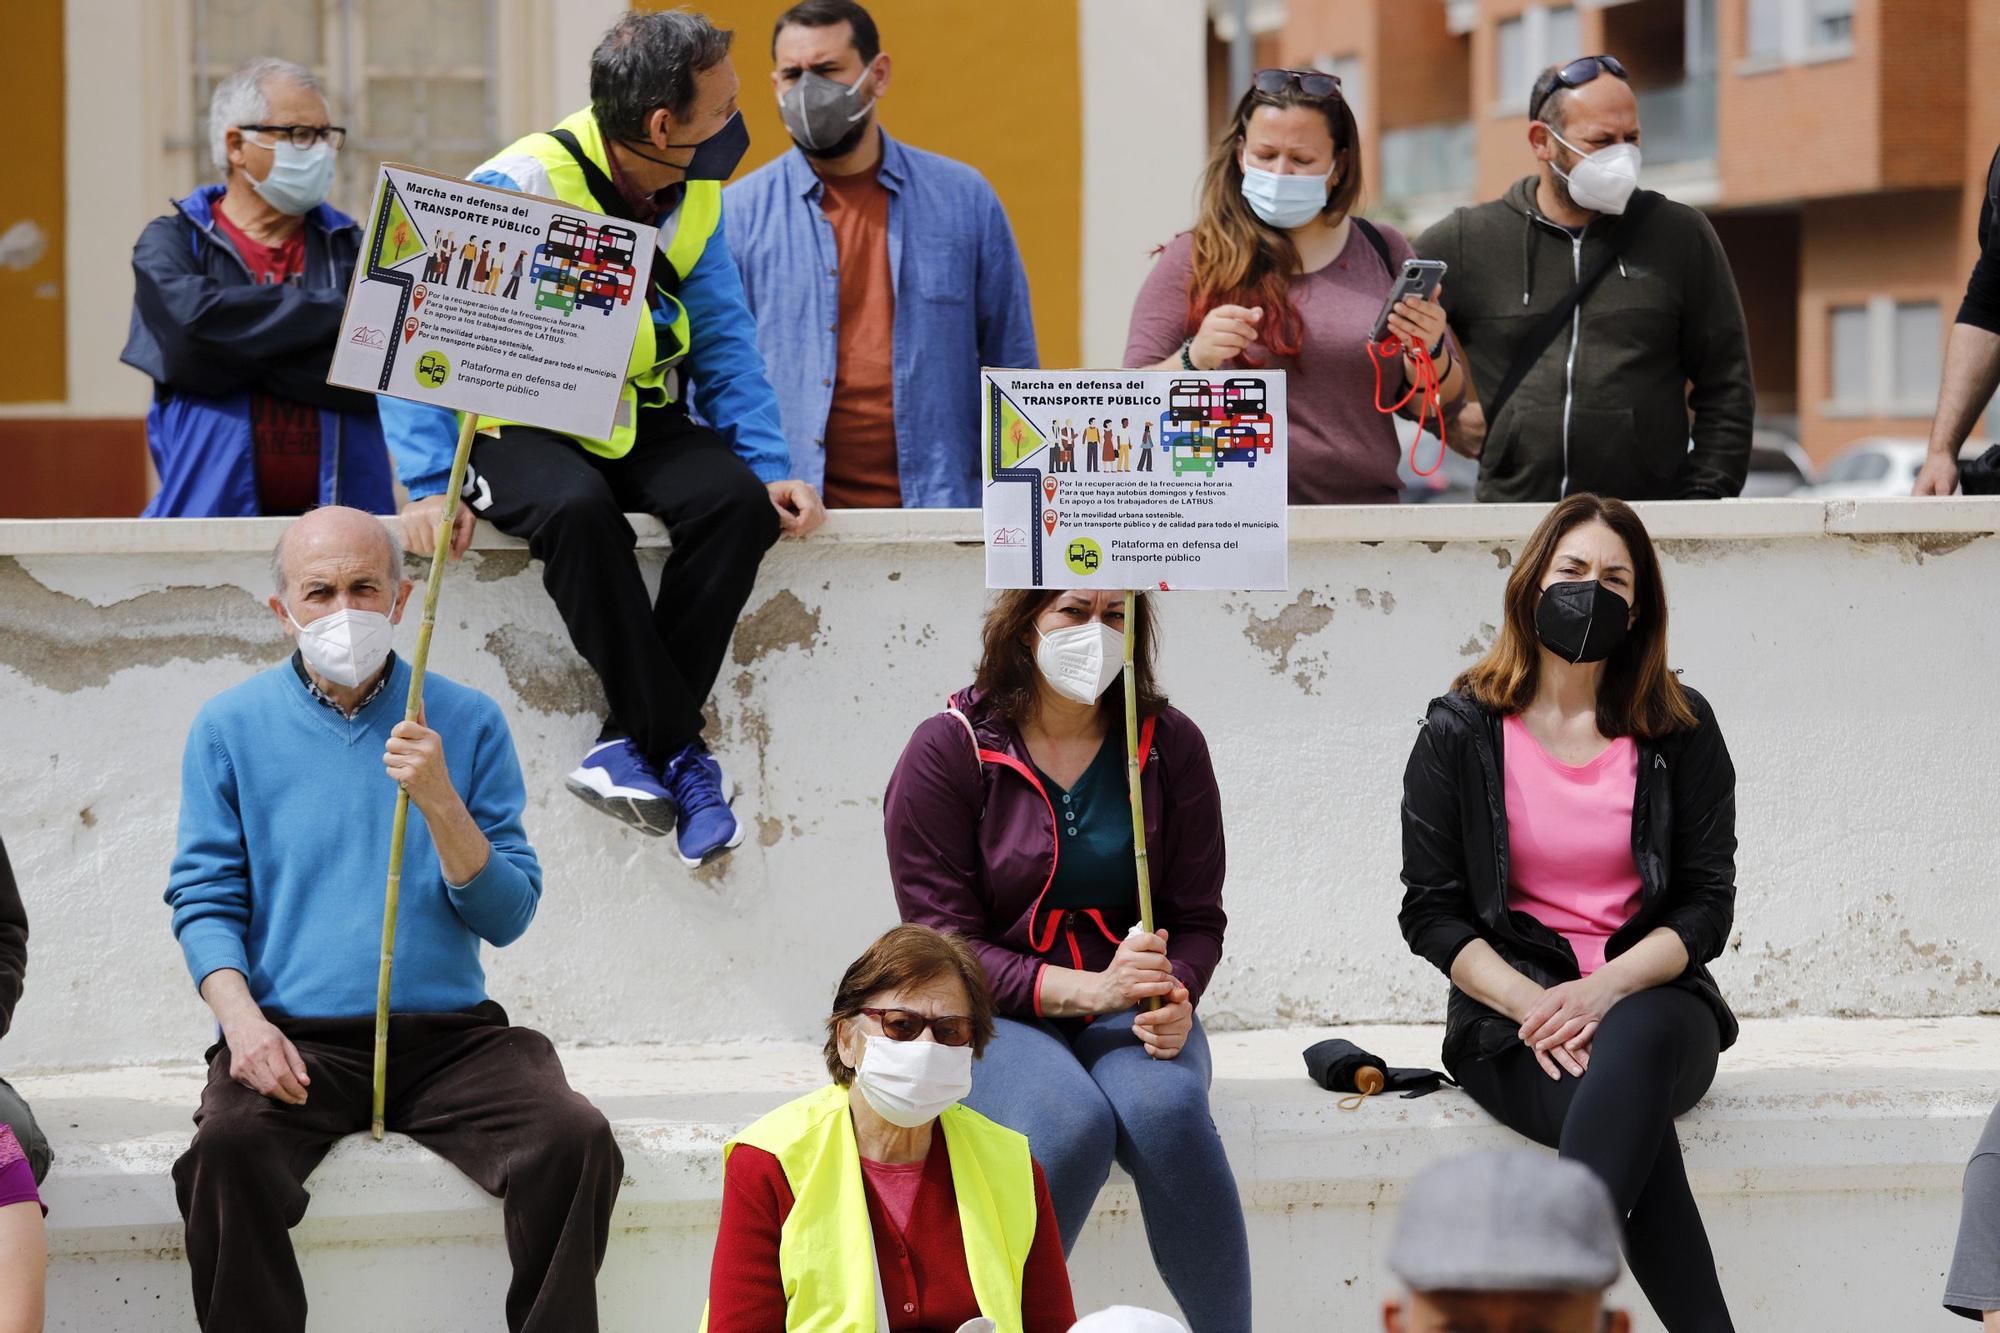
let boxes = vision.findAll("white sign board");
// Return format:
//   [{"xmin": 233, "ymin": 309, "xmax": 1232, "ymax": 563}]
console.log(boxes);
[
  {"xmin": 981, "ymin": 369, "xmax": 1288, "ymax": 591},
  {"xmin": 328, "ymin": 164, "xmax": 658, "ymax": 440}
]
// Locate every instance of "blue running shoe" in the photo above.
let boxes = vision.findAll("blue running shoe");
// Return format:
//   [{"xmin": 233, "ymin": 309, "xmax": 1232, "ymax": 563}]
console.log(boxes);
[
  {"xmin": 564, "ymin": 739, "xmax": 674, "ymax": 836},
  {"xmin": 661, "ymin": 740, "xmax": 744, "ymax": 867}
]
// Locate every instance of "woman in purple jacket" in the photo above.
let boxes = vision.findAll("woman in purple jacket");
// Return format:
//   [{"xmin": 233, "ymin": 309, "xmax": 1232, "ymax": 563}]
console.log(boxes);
[{"xmin": 885, "ymin": 589, "xmax": 1250, "ymax": 1333}]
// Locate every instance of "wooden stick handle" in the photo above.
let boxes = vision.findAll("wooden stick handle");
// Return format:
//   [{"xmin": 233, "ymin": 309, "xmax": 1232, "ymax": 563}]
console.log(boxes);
[
  {"xmin": 1121, "ymin": 590, "xmax": 1161, "ymax": 1012},
  {"xmin": 372, "ymin": 410, "xmax": 479, "ymax": 1139}
]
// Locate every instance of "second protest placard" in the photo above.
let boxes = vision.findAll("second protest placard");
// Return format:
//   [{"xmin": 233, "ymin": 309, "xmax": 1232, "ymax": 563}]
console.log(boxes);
[
  {"xmin": 981, "ymin": 369, "xmax": 1288, "ymax": 591},
  {"xmin": 328, "ymin": 164, "xmax": 657, "ymax": 439}
]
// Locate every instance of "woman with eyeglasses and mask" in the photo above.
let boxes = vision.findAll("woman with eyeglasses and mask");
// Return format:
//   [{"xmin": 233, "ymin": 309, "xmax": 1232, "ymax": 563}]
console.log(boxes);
[
  {"xmin": 1398, "ymin": 494, "xmax": 1739, "ymax": 1332},
  {"xmin": 701, "ymin": 923, "xmax": 1075, "ymax": 1332},
  {"xmin": 885, "ymin": 590, "xmax": 1249, "ymax": 1332},
  {"xmin": 1125, "ymin": 68, "xmax": 1465, "ymax": 504}
]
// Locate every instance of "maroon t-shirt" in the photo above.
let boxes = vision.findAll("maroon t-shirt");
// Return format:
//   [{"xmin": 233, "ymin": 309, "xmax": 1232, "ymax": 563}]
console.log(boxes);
[
  {"xmin": 210, "ymin": 206, "xmax": 322, "ymax": 515},
  {"xmin": 0, "ymin": 1125, "xmax": 42, "ymax": 1216},
  {"xmin": 1124, "ymin": 223, "xmax": 1451, "ymax": 505}
]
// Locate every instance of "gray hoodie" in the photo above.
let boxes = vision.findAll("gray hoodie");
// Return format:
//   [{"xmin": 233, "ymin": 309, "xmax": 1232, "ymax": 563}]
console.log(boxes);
[{"xmin": 1416, "ymin": 177, "xmax": 1754, "ymax": 502}]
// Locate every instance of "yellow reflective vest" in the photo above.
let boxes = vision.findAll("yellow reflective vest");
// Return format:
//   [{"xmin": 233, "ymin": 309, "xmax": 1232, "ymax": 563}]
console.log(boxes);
[
  {"xmin": 477, "ymin": 107, "xmax": 720, "ymax": 458},
  {"xmin": 697, "ymin": 1083, "xmax": 1038, "ymax": 1333}
]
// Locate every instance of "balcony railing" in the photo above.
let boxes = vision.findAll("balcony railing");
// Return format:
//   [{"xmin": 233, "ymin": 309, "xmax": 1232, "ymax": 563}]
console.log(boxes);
[
  {"xmin": 1379, "ymin": 120, "xmax": 1476, "ymax": 201},
  {"xmin": 1636, "ymin": 74, "xmax": 1718, "ymax": 168}
]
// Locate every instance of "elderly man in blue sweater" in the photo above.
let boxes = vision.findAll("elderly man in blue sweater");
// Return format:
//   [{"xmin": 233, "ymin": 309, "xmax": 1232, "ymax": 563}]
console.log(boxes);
[{"xmin": 164, "ymin": 506, "xmax": 621, "ymax": 1333}]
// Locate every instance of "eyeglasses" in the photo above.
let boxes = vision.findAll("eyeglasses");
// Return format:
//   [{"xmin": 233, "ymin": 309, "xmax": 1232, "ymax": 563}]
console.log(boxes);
[
  {"xmin": 240, "ymin": 124, "xmax": 347, "ymax": 151},
  {"xmin": 859, "ymin": 1007, "xmax": 975, "ymax": 1047},
  {"xmin": 1252, "ymin": 68, "xmax": 1342, "ymax": 100},
  {"xmin": 1529, "ymin": 55, "xmax": 1628, "ymax": 122}
]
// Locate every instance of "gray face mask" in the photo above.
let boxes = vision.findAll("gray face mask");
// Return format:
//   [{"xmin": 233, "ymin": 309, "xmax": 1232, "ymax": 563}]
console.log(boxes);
[{"xmin": 778, "ymin": 64, "xmax": 877, "ymax": 158}]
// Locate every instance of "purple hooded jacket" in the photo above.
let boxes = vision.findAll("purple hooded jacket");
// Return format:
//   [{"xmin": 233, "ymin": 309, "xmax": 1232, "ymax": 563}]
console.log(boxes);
[{"xmin": 884, "ymin": 686, "xmax": 1228, "ymax": 1018}]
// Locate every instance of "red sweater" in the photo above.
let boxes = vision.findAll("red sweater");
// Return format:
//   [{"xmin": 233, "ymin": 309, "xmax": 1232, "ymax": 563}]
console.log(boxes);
[{"xmin": 706, "ymin": 1131, "xmax": 1076, "ymax": 1332}]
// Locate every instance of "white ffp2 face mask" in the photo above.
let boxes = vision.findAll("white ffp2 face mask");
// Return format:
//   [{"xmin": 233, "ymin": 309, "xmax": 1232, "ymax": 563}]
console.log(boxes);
[
  {"xmin": 288, "ymin": 606, "xmax": 395, "ymax": 688},
  {"xmin": 853, "ymin": 1033, "xmax": 974, "ymax": 1129},
  {"xmin": 1035, "ymin": 621, "xmax": 1124, "ymax": 705},
  {"xmin": 1547, "ymin": 129, "xmax": 1641, "ymax": 216}
]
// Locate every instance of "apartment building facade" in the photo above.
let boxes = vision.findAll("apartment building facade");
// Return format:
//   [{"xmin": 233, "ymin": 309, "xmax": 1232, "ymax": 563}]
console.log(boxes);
[{"xmin": 1276, "ymin": 0, "xmax": 2000, "ymax": 467}]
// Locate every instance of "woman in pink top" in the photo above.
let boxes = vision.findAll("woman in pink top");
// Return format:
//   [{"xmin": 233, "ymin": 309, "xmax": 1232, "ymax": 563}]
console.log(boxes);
[
  {"xmin": 0, "ymin": 1123, "xmax": 44, "ymax": 1331},
  {"xmin": 1122, "ymin": 69, "xmax": 1463, "ymax": 504},
  {"xmin": 1399, "ymin": 494, "xmax": 1739, "ymax": 1333}
]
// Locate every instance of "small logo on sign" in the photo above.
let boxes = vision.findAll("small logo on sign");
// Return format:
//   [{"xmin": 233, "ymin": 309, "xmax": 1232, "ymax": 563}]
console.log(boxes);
[
  {"xmin": 412, "ymin": 284, "xmax": 428, "ymax": 309},
  {"xmin": 414, "ymin": 350, "xmax": 451, "ymax": 388},
  {"xmin": 348, "ymin": 326, "xmax": 386, "ymax": 348},
  {"xmin": 992, "ymin": 526, "xmax": 1027, "ymax": 548},
  {"xmin": 1043, "ymin": 476, "xmax": 1058, "ymax": 502},
  {"xmin": 1043, "ymin": 508, "xmax": 1058, "ymax": 536},
  {"xmin": 1065, "ymin": 538, "xmax": 1102, "ymax": 574},
  {"xmin": 403, "ymin": 316, "xmax": 420, "ymax": 343}
]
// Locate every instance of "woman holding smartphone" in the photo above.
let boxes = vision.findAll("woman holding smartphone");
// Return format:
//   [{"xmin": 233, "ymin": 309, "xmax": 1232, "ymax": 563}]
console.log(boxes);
[
  {"xmin": 1399, "ymin": 494, "xmax": 1739, "ymax": 1331},
  {"xmin": 1124, "ymin": 68, "xmax": 1464, "ymax": 504}
]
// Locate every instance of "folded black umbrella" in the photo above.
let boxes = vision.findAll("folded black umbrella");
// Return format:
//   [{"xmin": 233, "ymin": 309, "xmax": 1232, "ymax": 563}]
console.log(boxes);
[
  {"xmin": 1960, "ymin": 444, "xmax": 2000, "ymax": 495},
  {"xmin": 1303, "ymin": 1038, "xmax": 1453, "ymax": 1108}
]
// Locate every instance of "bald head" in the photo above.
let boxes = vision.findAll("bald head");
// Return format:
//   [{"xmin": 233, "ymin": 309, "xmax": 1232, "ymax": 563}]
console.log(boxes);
[
  {"xmin": 267, "ymin": 506, "xmax": 411, "ymax": 647},
  {"xmin": 271, "ymin": 506, "xmax": 403, "ymax": 597}
]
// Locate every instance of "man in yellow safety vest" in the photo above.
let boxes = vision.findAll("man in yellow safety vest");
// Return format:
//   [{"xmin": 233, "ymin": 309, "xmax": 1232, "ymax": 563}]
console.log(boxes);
[{"xmin": 382, "ymin": 10, "xmax": 826, "ymax": 870}]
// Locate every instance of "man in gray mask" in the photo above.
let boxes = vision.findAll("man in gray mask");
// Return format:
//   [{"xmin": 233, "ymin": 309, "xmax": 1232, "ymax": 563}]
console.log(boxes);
[
  {"xmin": 724, "ymin": 0, "xmax": 1038, "ymax": 510},
  {"xmin": 1416, "ymin": 55, "xmax": 1754, "ymax": 503}
]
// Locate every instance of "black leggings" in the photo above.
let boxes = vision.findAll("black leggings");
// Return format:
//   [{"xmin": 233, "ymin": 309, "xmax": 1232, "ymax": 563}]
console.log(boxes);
[{"xmin": 1454, "ymin": 986, "xmax": 1733, "ymax": 1333}]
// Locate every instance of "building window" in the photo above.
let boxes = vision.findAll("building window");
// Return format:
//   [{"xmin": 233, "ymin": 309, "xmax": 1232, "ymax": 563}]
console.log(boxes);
[
  {"xmin": 1744, "ymin": 0, "xmax": 1854, "ymax": 67},
  {"xmin": 1496, "ymin": 5, "xmax": 1579, "ymax": 115},
  {"xmin": 179, "ymin": 0, "xmax": 500, "ymax": 216},
  {"xmin": 1826, "ymin": 298, "xmax": 1941, "ymax": 417}
]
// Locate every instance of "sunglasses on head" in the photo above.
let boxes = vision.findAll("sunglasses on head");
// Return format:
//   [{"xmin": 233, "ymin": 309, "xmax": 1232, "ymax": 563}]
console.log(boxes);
[
  {"xmin": 1530, "ymin": 54, "xmax": 1628, "ymax": 121},
  {"xmin": 860, "ymin": 1007, "xmax": 975, "ymax": 1047},
  {"xmin": 1252, "ymin": 67, "xmax": 1342, "ymax": 100}
]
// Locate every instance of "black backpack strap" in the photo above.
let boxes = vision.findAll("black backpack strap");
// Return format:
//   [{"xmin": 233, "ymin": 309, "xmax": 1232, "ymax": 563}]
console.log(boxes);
[
  {"xmin": 1352, "ymin": 216, "xmax": 1394, "ymax": 276},
  {"xmin": 544, "ymin": 127, "xmax": 682, "ymax": 301},
  {"xmin": 1482, "ymin": 189, "xmax": 1664, "ymax": 427}
]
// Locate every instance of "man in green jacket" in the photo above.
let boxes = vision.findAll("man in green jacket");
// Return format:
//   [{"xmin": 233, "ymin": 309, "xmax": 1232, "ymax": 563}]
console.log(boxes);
[{"xmin": 1417, "ymin": 56, "xmax": 1753, "ymax": 502}]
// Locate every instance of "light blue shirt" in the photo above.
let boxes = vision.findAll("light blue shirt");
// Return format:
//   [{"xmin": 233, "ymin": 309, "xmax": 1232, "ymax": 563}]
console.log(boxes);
[
  {"xmin": 165, "ymin": 657, "xmax": 542, "ymax": 1019},
  {"xmin": 724, "ymin": 132, "xmax": 1039, "ymax": 508}
]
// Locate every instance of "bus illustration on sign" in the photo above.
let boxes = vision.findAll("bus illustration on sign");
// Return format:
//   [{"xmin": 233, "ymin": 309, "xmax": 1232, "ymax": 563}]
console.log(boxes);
[{"xmin": 1157, "ymin": 376, "xmax": 1268, "ymax": 475}]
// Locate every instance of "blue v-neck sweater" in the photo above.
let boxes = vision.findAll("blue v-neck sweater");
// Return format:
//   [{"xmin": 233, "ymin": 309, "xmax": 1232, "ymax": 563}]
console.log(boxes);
[{"xmin": 165, "ymin": 657, "xmax": 542, "ymax": 1020}]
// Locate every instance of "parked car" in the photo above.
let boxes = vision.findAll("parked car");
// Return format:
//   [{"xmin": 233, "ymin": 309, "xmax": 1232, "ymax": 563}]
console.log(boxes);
[
  {"xmin": 1791, "ymin": 438, "xmax": 1940, "ymax": 499},
  {"xmin": 1739, "ymin": 430, "xmax": 1815, "ymax": 498}
]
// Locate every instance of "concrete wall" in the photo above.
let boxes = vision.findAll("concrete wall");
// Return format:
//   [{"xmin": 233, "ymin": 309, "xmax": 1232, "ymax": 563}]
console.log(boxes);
[{"xmin": 2, "ymin": 500, "xmax": 1998, "ymax": 1073}]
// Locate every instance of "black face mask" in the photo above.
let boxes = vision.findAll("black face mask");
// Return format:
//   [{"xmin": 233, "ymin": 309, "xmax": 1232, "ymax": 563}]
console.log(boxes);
[
  {"xmin": 1535, "ymin": 579, "xmax": 1630, "ymax": 664},
  {"xmin": 626, "ymin": 109, "xmax": 751, "ymax": 182}
]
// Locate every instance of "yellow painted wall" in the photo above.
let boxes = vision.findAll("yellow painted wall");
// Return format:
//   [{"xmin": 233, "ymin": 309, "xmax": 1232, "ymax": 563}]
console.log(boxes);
[
  {"xmin": 652, "ymin": 0, "xmax": 1082, "ymax": 366},
  {"xmin": 1, "ymin": 1, "xmax": 67, "ymax": 402}
]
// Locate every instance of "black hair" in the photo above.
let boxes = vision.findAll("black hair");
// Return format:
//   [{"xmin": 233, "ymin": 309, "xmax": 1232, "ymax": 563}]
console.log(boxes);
[
  {"xmin": 591, "ymin": 10, "xmax": 735, "ymax": 141},
  {"xmin": 1530, "ymin": 65, "xmax": 1572, "ymax": 130},
  {"xmin": 771, "ymin": 0, "xmax": 881, "ymax": 64}
]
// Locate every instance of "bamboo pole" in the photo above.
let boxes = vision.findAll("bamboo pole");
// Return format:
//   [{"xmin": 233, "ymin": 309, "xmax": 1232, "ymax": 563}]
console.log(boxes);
[
  {"xmin": 1121, "ymin": 590, "xmax": 1160, "ymax": 1012},
  {"xmin": 372, "ymin": 410, "xmax": 479, "ymax": 1140}
]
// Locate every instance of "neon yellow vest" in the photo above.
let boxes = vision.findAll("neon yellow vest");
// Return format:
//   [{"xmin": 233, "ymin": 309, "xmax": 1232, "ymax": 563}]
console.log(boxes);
[
  {"xmin": 696, "ymin": 1084, "xmax": 1037, "ymax": 1333},
  {"xmin": 477, "ymin": 107, "xmax": 721, "ymax": 458}
]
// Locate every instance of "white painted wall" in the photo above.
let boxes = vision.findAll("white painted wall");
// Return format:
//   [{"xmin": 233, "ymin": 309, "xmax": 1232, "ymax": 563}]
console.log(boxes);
[
  {"xmin": 1, "ymin": 501, "xmax": 1998, "ymax": 1072},
  {"xmin": 1079, "ymin": 0, "xmax": 1210, "ymax": 368}
]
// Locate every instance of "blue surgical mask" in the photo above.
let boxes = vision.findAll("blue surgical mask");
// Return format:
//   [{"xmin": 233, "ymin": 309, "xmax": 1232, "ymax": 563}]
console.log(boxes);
[
  {"xmin": 1240, "ymin": 163, "xmax": 1333, "ymax": 230},
  {"xmin": 246, "ymin": 135, "xmax": 337, "ymax": 216}
]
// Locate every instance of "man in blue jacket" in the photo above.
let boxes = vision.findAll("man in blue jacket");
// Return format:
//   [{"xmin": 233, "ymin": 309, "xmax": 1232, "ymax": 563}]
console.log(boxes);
[
  {"xmin": 164, "ymin": 506, "xmax": 620, "ymax": 1333},
  {"xmin": 726, "ymin": 0, "xmax": 1038, "ymax": 509},
  {"xmin": 121, "ymin": 57, "xmax": 394, "ymax": 518}
]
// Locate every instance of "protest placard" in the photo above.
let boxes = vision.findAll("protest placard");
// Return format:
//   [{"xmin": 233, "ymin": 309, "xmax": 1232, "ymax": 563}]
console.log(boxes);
[
  {"xmin": 328, "ymin": 164, "xmax": 657, "ymax": 439},
  {"xmin": 981, "ymin": 369, "xmax": 1288, "ymax": 591}
]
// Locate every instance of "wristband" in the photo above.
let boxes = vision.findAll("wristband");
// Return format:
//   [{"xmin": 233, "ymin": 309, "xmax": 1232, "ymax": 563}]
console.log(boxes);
[{"xmin": 1179, "ymin": 337, "xmax": 1198, "ymax": 371}]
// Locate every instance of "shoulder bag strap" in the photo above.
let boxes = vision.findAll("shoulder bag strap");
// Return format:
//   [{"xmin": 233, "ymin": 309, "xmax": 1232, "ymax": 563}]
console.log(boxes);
[{"xmin": 1481, "ymin": 189, "xmax": 1664, "ymax": 427}]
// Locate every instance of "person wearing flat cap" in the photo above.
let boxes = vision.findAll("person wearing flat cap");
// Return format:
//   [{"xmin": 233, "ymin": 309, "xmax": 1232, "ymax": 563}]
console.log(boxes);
[{"xmin": 1384, "ymin": 1150, "xmax": 1630, "ymax": 1333}]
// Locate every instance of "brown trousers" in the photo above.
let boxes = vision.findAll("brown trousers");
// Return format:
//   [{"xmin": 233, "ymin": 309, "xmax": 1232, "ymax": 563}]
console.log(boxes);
[{"xmin": 172, "ymin": 1002, "xmax": 622, "ymax": 1333}]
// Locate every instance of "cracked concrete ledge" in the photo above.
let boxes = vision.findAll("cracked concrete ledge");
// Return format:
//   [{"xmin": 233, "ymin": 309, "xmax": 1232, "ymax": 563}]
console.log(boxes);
[{"xmin": 3, "ymin": 497, "xmax": 1996, "ymax": 557}]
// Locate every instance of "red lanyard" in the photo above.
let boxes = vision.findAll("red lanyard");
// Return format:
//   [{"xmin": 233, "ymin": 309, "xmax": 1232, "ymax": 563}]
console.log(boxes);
[{"xmin": 1368, "ymin": 333, "xmax": 1449, "ymax": 478}]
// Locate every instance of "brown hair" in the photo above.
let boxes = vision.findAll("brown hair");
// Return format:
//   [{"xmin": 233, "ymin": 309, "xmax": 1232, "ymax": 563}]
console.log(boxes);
[
  {"xmin": 824, "ymin": 924, "xmax": 996, "ymax": 1084},
  {"xmin": 972, "ymin": 590, "xmax": 1168, "ymax": 728},
  {"xmin": 1453, "ymin": 494, "xmax": 1697, "ymax": 740},
  {"xmin": 1185, "ymin": 77, "xmax": 1364, "ymax": 362}
]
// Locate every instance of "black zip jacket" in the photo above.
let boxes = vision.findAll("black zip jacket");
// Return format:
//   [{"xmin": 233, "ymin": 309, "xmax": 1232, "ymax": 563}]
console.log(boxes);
[{"xmin": 1398, "ymin": 687, "xmax": 1738, "ymax": 1077}]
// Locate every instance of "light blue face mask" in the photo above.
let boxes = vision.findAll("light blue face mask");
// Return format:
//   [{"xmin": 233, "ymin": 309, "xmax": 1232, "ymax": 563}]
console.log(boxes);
[
  {"xmin": 1239, "ymin": 163, "xmax": 1333, "ymax": 230},
  {"xmin": 245, "ymin": 134, "xmax": 337, "ymax": 216}
]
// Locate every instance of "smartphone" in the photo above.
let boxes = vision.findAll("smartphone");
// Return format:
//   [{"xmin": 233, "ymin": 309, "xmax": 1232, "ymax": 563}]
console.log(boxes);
[{"xmin": 1370, "ymin": 258, "xmax": 1448, "ymax": 342}]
